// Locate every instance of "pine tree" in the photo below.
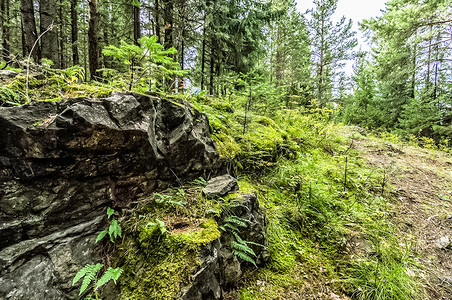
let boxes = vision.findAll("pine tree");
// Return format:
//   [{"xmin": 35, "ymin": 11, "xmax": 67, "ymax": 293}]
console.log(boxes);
[{"xmin": 308, "ymin": 0, "xmax": 357, "ymax": 106}]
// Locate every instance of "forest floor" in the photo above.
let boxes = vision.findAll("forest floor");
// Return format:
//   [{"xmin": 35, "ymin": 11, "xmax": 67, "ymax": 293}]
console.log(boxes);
[{"xmin": 351, "ymin": 132, "xmax": 452, "ymax": 299}]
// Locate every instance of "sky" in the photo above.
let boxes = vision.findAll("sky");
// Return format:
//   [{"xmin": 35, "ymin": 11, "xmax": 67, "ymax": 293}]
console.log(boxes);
[{"xmin": 296, "ymin": 0, "xmax": 389, "ymax": 74}]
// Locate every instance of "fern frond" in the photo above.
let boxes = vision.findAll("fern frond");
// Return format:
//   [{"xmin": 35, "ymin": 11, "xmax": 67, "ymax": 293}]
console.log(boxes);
[
  {"xmin": 223, "ymin": 223, "xmax": 239, "ymax": 232},
  {"xmin": 73, "ymin": 263, "xmax": 103, "ymax": 295},
  {"xmin": 95, "ymin": 267, "xmax": 123, "ymax": 290},
  {"xmin": 231, "ymin": 240, "xmax": 256, "ymax": 257},
  {"xmin": 96, "ymin": 230, "xmax": 108, "ymax": 243},
  {"xmin": 107, "ymin": 207, "xmax": 114, "ymax": 219},
  {"xmin": 232, "ymin": 231, "xmax": 245, "ymax": 244},
  {"xmin": 233, "ymin": 250, "xmax": 257, "ymax": 267},
  {"xmin": 108, "ymin": 220, "xmax": 122, "ymax": 242},
  {"xmin": 225, "ymin": 216, "xmax": 248, "ymax": 227},
  {"xmin": 244, "ymin": 240, "xmax": 265, "ymax": 248}
]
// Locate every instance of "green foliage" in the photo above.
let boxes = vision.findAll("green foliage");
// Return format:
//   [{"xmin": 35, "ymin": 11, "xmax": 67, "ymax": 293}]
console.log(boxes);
[
  {"xmin": 96, "ymin": 208, "xmax": 122, "ymax": 243},
  {"xmin": 0, "ymin": 86, "xmax": 23, "ymax": 106},
  {"xmin": 73, "ymin": 263, "xmax": 103, "ymax": 295},
  {"xmin": 72, "ymin": 263, "xmax": 123, "ymax": 298},
  {"xmin": 147, "ymin": 219, "xmax": 167, "ymax": 236},
  {"xmin": 74, "ymin": 208, "xmax": 123, "ymax": 299},
  {"xmin": 95, "ymin": 267, "xmax": 123, "ymax": 290},
  {"xmin": 102, "ymin": 36, "xmax": 185, "ymax": 92}
]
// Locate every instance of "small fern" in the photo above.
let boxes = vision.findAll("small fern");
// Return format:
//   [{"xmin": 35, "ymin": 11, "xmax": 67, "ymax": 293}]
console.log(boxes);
[
  {"xmin": 232, "ymin": 240, "xmax": 256, "ymax": 257},
  {"xmin": 221, "ymin": 215, "xmax": 261, "ymax": 268},
  {"xmin": 147, "ymin": 218, "xmax": 167, "ymax": 236},
  {"xmin": 95, "ymin": 267, "xmax": 123, "ymax": 290},
  {"xmin": 192, "ymin": 176, "xmax": 207, "ymax": 186},
  {"xmin": 72, "ymin": 263, "xmax": 103, "ymax": 295},
  {"xmin": 224, "ymin": 216, "xmax": 249, "ymax": 228},
  {"xmin": 233, "ymin": 250, "xmax": 257, "ymax": 267},
  {"xmin": 96, "ymin": 208, "xmax": 122, "ymax": 243},
  {"xmin": 223, "ymin": 223, "xmax": 240, "ymax": 232},
  {"xmin": 108, "ymin": 219, "xmax": 122, "ymax": 242}
]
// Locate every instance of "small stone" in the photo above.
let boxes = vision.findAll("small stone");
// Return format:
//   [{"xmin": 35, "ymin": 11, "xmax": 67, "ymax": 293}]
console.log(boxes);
[
  {"xmin": 434, "ymin": 236, "xmax": 450, "ymax": 249},
  {"xmin": 202, "ymin": 175, "xmax": 239, "ymax": 199}
]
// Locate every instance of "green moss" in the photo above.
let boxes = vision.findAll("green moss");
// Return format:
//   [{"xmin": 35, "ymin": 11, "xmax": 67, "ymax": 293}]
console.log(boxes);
[
  {"xmin": 63, "ymin": 83, "xmax": 112, "ymax": 98},
  {"xmin": 119, "ymin": 218, "xmax": 221, "ymax": 300},
  {"xmin": 212, "ymin": 132, "xmax": 241, "ymax": 160}
]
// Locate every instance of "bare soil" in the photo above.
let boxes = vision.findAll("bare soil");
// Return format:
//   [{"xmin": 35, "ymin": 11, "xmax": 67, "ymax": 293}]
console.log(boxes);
[{"xmin": 352, "ymin": 134, "xmax": 452, "ymax": 299}]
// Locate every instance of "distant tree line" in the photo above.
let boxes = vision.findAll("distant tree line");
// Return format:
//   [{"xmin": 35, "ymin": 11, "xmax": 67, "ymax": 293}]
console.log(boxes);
[{"xmin": 0, "ymin": 0, "xmax": 450, "ymax": 145}]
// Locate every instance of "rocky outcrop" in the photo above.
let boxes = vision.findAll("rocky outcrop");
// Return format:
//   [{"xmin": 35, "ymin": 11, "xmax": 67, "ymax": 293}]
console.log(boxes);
[
  {"xmin": 180, "ymin": 192, "xmax": 266, "ymax": 300},
  {"xmin": 0, "ymin": 92, "xmax": 220, "ymax": 299}
]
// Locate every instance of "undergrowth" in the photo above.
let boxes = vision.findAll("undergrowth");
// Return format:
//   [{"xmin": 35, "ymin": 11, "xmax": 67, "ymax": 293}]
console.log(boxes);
[
  {"xmin": 187, "ymin": 94, "xmax": 423, "ymax": 299},
  {"xmin": 5, "ymin": 72, "xmax": 426, "ymax": 299}
]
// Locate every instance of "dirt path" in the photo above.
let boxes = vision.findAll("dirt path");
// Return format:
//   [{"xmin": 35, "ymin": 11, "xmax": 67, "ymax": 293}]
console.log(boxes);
[{"xmin": 353, "ymin": 134, "xmax": 452, "ymax": 299}]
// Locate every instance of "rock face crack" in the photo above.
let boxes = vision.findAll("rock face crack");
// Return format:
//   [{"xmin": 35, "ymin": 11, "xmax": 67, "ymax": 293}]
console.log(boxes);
[{"xmin": 0, "ymin": 91, "xmax": 221, "ymax": 299}]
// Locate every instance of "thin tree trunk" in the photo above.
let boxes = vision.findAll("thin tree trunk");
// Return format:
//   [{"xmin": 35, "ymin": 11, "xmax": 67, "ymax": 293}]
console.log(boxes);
[
  {"xmin": 40, "ymin": 0, "xmax": 60, "ymax": 67},
  {"xmin": 200, "ymin": 14, "xmax": 206, "ymax": 90},
  {"xmin": 163, "ymin": 0, "xmax": 173, "ymax": 50},
  {"xmin": 1, "ymin": 0, "xmax": 10, "ymax": 60},
  {"xmin": 133, "ymin": 0, "xmax": 141, "ymax": 45},
  {"xmin": 88, "ymin": 0, "xmax": 99, "ymax": 80},
  {"xmin": 70, "ymin": 0, "xmax": 79, "ymax": 65},
  {"xmin": 58, "ymin": 0, "xmax": 64, "ymax": 68},
  {"xmin": 318, "ymin": 17, "xmax": 325, "ymax": 104},
  {"xmin": 20, "ymin": 0, "xmax": 40, "ymax": 62},
  {"xmin": 154, "ymin": 0, "xmax": 160, "ymax": 43},
  {"xmin": 209, "ymin": 41, "xmax": 214, "ymax": 95}
]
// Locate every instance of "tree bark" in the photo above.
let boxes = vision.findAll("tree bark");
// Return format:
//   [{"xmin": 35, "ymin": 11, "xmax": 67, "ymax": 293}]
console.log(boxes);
[
  {"xmin": 1, "ymin": 0, "xmax": 10, "ymax": 60},
  {"xmin": 58, "ymin": 0, "xmax": 64, "ymax": 68},
  {"xmin": 88, "ymin": 0, "xmax": 99, "ymax": 80},
  {"xmin": 200, "ymin": 13, "xmax": 206, "ymax": 90},
  {"xmin": 20, "ymin": 0, "xmax": 40, "ymax": 62},
  {"xmin": 133, "ymin": 0, "xmax": 141, "ymax": 45},
  {"xmin": 154, "ymin": 0, "xmax": 160, "ymax": 43},
  {"xmin": 40, "ymin": 0, "xmax": 60, "ymax": 67},
  {"xmin": 70, "ymin": 0, "xmax": 79, "ymax": 65},
  {"xmin": 162, "ymin": 0, "xmax": 173, "ymax": 50},
  {"xmin": 209, "ymin": 39, "xmax": 214, "ymax": 95}
]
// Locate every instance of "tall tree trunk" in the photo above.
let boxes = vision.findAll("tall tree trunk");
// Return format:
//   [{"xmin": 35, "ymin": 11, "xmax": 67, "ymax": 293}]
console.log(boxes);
[
  {"xmin": 154, "ymin": 0, "xmax": 160, "ymax": 43},
  {"xmin": 58, "ymin": 0, "xmax": 64, "ymax": 68},
  {"xmin": 20, "ymin": 0, "xmax": 40, "ymax": 62},
  {"xmin": 318, "ymin": 17, "xmax": 325, "ymax": 104},
  {"xmin": 133, "ymin": 0, "xmax": 141, "ymax": 45},
  {"xmin": 88, "ymin": 0, "xmax": 99, "ymax": 80},
  {"xmin": 1, "ymin": 0, "xmax": 10, "ymax": 60},
  {"xmin": 162, "ymin": 0, "xmax": 173, "ymax": 49},
  {"xmin": 209, "ymin": 41, "xmax": 214, "ymax": 95},
  {"xmin": 200, "ymin": 13, "xmax": 206, "ymax": 90},
  {"xmin": 40, "ymin": 0, "xmax": 60, "ymax": 67},
  {"xmin": 275, "ymin": 22, "xmax": 283, "ymax": 86},
  {"xmin": 70, "ymin": 0, "xmax": 79, "ymax": 65}
]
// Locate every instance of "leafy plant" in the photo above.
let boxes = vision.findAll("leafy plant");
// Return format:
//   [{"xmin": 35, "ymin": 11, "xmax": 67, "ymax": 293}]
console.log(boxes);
[{"xmin": 96, "ymin": 207, "xmax": 122, "ymax": 243}]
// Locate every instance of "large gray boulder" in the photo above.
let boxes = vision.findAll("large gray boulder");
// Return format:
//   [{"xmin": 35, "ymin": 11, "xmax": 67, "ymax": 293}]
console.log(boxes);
[{"xmin": 0, "ymin": 91, "xmax": 220, "ymax": 299}]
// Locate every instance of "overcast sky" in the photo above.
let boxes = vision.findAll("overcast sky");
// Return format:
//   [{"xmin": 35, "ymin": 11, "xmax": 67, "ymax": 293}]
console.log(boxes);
[
  {"xmin": 296, "ymin": 0, "xmax": 388, "ymax": 73},
  {"xmin": 296, "ymin": 0, "xmax": 388, "ymax": 23}
]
